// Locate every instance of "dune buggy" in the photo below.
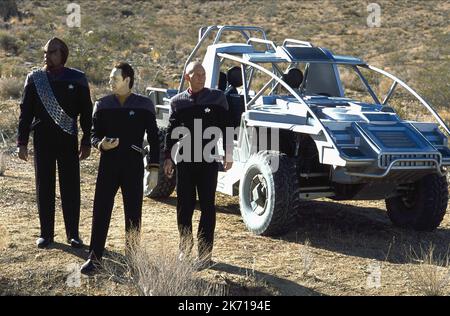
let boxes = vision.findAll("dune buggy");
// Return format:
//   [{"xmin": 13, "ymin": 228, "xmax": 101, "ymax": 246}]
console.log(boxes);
[{"xmin": 144, "ymin": 25, "xmax": 450, "ymax": 235}]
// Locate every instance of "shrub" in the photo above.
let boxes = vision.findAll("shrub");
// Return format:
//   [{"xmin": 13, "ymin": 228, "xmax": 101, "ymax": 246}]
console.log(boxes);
[{"xmin": 0, "ymin": 76, "xmax": 22, "ymax": 99}]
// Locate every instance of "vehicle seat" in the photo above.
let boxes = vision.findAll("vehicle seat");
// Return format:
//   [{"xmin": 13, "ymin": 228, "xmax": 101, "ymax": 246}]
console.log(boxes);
[
  {"xmin": 218, "ymin": 71, "xmax": 227, "ymax": 91},
  {"xmin": 282, "ymin": 67, "xmax": 303, "ymax": 90},
  {"xmin": 225, "ymin": 66, "xmax": 245, "ymax": 133}
]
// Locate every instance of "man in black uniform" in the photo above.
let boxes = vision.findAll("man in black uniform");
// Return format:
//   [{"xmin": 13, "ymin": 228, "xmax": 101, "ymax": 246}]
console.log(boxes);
[
  {"xmin": 17, "ymin": 38, "xmax": 92, "ymax": 249},
  {"xmin": 163, "ymin": 61, "xmax": 233, "ymax": 270},
  {"xmin": 80, "ymin": 62, "xmax": 159, "ymax": 274}
]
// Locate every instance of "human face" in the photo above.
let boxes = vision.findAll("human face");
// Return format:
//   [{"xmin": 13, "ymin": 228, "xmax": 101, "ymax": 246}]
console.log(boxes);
[
  {"xmin": 43, "ymin": 41, "xmax": 63, "ymax": 70},
  {"xmin": 185, "ymin": 64, "xmax": 206, "ymax": 93},
  {"xmin": 109, "ymin": 68, "xmax": 130, "ymax": 96}
]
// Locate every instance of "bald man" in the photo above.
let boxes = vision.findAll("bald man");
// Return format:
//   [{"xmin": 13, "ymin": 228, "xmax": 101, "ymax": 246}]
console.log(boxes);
[
  {"xmin": 17, "ymin": 37, "xmax": 93, "ymax": 249},
  {"xmin": 163, "ymin": 61, "xmax": 233, "ymax": 270}
]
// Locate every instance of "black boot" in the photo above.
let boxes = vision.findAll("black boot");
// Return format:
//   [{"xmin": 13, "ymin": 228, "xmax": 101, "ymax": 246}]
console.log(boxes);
[
  {"xmin": 80, "ymin": 258, "xmax": 101, "ymax": 275},
  {"xmin": 67, "ymin": 237, "xmax": 83, "ymax": 248},
  {"xmin": 36, "ymin": 237, "xmax": 53, "ymax": 249}
]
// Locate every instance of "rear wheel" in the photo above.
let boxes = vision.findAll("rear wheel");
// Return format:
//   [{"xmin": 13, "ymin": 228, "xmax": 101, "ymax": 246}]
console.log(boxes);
[
  {"xmin": 385, "ymin": 174, "xmax": 448, "ymax": 231},
  {"xmin": 143, "ymin": 127, "xmax": 176, "ymax": 198}
]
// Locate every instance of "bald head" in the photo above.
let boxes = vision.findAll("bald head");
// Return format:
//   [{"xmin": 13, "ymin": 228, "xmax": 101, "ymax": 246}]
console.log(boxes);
[
  {"xmin": 184, "ymin": 61, "xmax": 206, "ymax": 93},
  {"xmin": 186, "ymin": 61, "xmax": 204, "ymax": 75}
]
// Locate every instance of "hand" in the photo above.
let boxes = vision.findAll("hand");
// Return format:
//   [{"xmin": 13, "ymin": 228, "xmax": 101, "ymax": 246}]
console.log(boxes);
[
  {"xmin": 147, "ymin": 167, "xmax": 159, "ymax": 190},
  {"xmin": 223, "ymin": 160, "xmax": 233, "ymax": 171},
  {"xmin": 99, "ymin": 137, "xmax": 119, "ymax": 151},
  {"xmin": 17, "ymin": 146, "xmax": 28, "ymax": 161},
  {"xmin": 79, "ymin": 145, "xmax": 91, "ymax": 160},
  {"xmin": 163, "ymin": 158, "xmax": 174, "ymax": 179}
]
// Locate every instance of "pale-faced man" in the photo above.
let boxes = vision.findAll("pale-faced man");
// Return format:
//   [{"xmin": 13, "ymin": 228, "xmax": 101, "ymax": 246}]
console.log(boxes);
[
  {"xmin": 17, "ymin": 37, "xmax": 92, "ymax": 249},
  {"xmin": 163, "ymin": 61, "xmax": 233, "ymax": 270},
  {"xmin": 80, "ymin": 62, "xmax": 159, "ymax": 274}
]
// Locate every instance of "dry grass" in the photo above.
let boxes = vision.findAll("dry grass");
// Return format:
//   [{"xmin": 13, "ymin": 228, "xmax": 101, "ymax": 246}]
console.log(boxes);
[
  {"xmin": 0, "ymin": 0, "xmax": 449, "ymax": 297},
  {"xmin": 0, "ymin": 225, "xmax": 8, "ymax": 250},
  {"xmin": 102, "ymin": 230, "xmax": 227, "ymax": 296},
  {"xmin": 0, "ymin": 31, "xmax": 22, "ymax": 55},
  {"xmin": 0, "ymin": 99, "xmax": 20, "ymax": 140},
  {"xmin": 407, "ymin": 244, "xmax": 450, "ymax": 296},
  {"xmin": 300, "ymin": 239, "xmax": 314, "ymax": 277},
  {"xmin": 0, "ymin": 77, "xmax": 22, "ymax": 100},
  {"xmin": 0, "ymin": 151, "xmax": 6, "ymax": 176}
]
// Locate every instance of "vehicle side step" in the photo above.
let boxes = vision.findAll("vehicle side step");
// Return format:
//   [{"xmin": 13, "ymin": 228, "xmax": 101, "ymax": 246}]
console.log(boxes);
[
  {"xmin": 299, "ymin": 186, "xmax": 333, "ymax": 192},
  {"xmin": 299, "ymin": 173, "xmax": 329, "ymax": 178}
]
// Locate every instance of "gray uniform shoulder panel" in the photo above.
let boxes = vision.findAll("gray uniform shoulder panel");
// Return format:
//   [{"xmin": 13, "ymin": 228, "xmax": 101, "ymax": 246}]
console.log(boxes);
[
  {"xmin": 170, "ymin": 90, "xmax": 191, "ymax": 112},
  {"xmin": 170, "ymin": 89, "xmax": 228, "ymax": 112},
  {"xmin": 27, "ymin": 68, "xmax": 89, "ymax": 88},
  {"xmin": 64, "ymin": 68, "xmax": 89, "ymax": 87},
  {"xmin": 93, "ymin": 94, "xmax": 116, "ymax": 113},
  {"xmin": 198, "ymin": 88, "xmax": 228, "ymax": 110},
  {"xmin": 129, "ymin": 93, "xmax": 155, "ymax": 114},
  {"xmin": 94, "ymin": 94, "xmax": 156, "ymax": 115}
]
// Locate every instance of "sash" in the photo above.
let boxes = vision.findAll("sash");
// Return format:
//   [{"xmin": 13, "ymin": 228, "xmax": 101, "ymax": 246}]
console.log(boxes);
[{"xmin": 32, "ymin": 70, "xmax": 77, "ymax": 135}]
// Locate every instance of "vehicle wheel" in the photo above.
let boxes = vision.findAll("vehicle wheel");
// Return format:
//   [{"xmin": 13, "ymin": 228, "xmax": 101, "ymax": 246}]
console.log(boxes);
[
  {"xmin": 239, "ymin": 151, "xmax": 300, "ymax": 236},
  {"xmin": 385, "ymin": 174, "xmax": 448, "ymax": 231},
  {"xmin": 143, "ymin": 127, "xmax": 176, "ymax": 198}
]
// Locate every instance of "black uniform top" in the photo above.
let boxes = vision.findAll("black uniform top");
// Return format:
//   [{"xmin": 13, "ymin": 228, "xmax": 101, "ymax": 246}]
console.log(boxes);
[
  {"xmin": 164, "ymin": 88, "xmax": 232, "ymax": 163},
  {"xmin": 17, "ymin": 67, "xmax": 93, "ymax": 146},
  {"xmin": 91, "ymin": 93, "xmax": 159, "ymax": 166}
]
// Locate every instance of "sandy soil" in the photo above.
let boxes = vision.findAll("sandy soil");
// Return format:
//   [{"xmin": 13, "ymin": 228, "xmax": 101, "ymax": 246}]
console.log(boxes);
[{"xmin": 1, "ymin": 149, "xmax": 449, "ymax": 296}]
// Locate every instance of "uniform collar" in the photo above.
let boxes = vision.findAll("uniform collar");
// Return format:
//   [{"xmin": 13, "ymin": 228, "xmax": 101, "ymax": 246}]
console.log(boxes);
[
  {"xmin": 113, "ymin": 93, "xmax": 135, "ymax": 107},
  {"xmin": 187, "ymin": 87, "xmax": 206, "ymax": 97},
  {"xmin": 45, "ymin": 66, "xmax": 66, "ymax": 78}
]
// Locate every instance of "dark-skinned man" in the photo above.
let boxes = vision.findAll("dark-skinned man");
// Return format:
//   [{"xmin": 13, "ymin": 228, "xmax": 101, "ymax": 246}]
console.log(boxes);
[
  {"xmin": 80, "ymin": 62, "xmax": 159, "ymax": 274},
  {"xmin": 164, "ymin": 61, "xmax": 233, "ymax": 270},
  {"xmin": 17, "ymin": 37, "xmax": 92, "ymax": 249}
]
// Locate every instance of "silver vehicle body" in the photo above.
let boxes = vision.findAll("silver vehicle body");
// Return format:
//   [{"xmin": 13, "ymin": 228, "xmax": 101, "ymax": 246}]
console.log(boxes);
[{"xmin": 147, "ymin": 25, "xmax": 450, "ymax": 202}]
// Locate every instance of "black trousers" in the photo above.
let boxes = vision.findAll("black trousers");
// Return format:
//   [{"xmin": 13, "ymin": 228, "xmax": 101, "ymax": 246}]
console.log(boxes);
[
  {"xmin": 33, "ymin": 127, "xmax": 80, "ymax": 240},
  {"xmin": 176, "ymin": 162, "xmax": 219, "ymax": 257},
  {"xmin": 88, "ymin": 153, "xmax": 144, "ymax": 260}
]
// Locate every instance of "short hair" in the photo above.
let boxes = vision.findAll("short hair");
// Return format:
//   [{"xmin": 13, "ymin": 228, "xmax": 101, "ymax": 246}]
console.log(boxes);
[
  {"xmin": 185, "ymin": 60, "xmax": 203, "ymax": 75},
  {"xmin": 45, "ymin": 37, "xmax": 69, "ymax": 65},
  {"xmin": 114, "ymin": 62, "xmax": 135, "ymax": 89}
]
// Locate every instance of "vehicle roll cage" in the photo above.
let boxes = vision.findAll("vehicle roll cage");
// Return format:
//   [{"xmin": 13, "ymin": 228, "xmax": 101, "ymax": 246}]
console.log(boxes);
[{"xmin": 179, "ymin": 25, "xmax": 450, "ymax": 138}]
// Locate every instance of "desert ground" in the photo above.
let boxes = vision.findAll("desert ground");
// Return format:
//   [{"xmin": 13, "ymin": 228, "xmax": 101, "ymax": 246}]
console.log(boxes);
[{"xmin": 0, "ymin": 0, "xmax": 449, "ymax": 296}]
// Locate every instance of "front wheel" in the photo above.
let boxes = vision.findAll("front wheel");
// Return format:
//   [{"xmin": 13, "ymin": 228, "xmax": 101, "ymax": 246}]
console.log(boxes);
[
  {"xmin": 385, "ymin": 174, "xmax": 448, "ymax": 231},
  {"xmin": 239, "ymin": 151, "xmax": 299, "ymax": 236}
]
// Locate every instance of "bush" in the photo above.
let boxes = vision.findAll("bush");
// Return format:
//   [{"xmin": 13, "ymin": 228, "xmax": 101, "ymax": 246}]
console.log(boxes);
[
  {"xmin": 407, "ymin": 244, "xmax": 450, "ymax": 296},
  {"xmin": 0, "ymin": 76, "xmax": 22, "ymax": 99},
  {"xmin": 0, "ymin": 31, "xmax": 22, "ymax": 55},
  {"xmin": 103, "ymin": 230, "xmax": 227, "ymax": 296}
]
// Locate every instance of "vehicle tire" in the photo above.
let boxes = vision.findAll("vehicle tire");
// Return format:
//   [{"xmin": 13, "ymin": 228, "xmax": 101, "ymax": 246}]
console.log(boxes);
[
  {"xmin": 385, "ymin": 174, "xmax": 448, "ymax": 231},
  {"xmin": 239, "ymin": 150, "xmax": 300, "ymax": 236},
  {"xmin": 143, "ymin": 127, "xmax": 176, "ymax": 198}
]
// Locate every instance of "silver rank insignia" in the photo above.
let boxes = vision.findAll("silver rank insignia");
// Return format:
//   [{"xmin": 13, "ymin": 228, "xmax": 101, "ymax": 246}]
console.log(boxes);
[
  {"xmin": 204, "ymin": 107, "xmax": 211, "ymax": 113},
  {"xmin": 129, "ymin": 110, "xmax": 135, "ymax": 116},
  {"xmin": 68, "ymin": 84, "xmax": 74, "ymax": 89}
]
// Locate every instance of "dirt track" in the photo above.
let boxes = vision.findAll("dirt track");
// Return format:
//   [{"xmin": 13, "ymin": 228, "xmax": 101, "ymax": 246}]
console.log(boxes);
[{"xmin": 1, "ymin": 148, "xmax": 449, "ymax": 296}]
